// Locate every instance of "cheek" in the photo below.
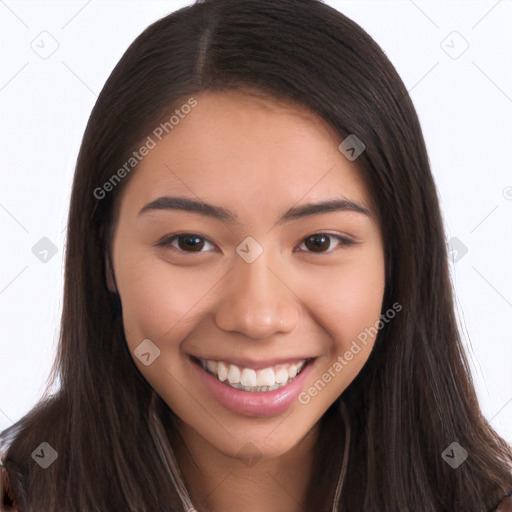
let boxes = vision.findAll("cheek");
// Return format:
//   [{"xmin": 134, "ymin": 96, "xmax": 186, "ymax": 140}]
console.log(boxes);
[
  {"xmin": 303, "ymin": 250, "xmax": 385, "ymax": 359},
  {"xmin": 116, "ymin": 254, "xmax": 221, "ymax": 350},
  {"xmin": 296, "ymin": 255, "xmax": 385, "ymax": 405}
]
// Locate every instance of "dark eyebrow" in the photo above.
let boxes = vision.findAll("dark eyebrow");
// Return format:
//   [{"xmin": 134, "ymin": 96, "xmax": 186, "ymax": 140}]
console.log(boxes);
[{"xmin": 137, "ymin": 196, "xmax": 373, "ymax": 225}]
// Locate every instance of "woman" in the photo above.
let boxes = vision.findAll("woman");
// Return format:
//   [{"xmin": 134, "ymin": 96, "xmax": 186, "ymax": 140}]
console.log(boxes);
[{"xmin": 1, "ymin": 0, "xmax": 511, "ymax": 510}]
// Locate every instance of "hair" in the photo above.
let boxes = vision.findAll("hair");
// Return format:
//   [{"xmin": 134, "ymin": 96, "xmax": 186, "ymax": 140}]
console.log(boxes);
[{"xmin": 2, "ymin": 0, "xmax": 511, "ymax": 510}]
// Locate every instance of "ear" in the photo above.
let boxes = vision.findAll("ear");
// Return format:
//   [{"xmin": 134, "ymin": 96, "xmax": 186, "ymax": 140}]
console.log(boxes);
[{"xmin": 105, "ymin": 252, "xmax": 118, "ymax": 293}]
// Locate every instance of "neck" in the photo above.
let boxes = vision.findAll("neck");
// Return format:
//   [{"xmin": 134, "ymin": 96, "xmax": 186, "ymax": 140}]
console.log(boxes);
[{"xmin": 168, "ymin": 403, "xmax": 344, "ymax": 512}]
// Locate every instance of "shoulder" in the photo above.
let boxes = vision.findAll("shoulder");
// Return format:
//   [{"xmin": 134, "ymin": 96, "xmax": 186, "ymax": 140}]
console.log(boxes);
[
  {"xmin": 1, "ymin": 464, "xmax": 20, "ymax": 511},
  {"xmin": 494, "ymin": 493, "xmax": 512, "ymax": 512}
]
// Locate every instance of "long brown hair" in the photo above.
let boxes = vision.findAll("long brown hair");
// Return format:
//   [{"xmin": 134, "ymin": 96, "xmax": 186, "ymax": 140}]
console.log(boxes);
[{"xmin": 2, "ymin": 0, "xmax": 511, "ymax": 510}]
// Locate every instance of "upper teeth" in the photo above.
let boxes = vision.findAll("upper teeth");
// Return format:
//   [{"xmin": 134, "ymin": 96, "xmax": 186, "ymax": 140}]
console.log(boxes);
[{"xmin": 199, "ymin": 358, "xmax": 307, "ymax": 392}]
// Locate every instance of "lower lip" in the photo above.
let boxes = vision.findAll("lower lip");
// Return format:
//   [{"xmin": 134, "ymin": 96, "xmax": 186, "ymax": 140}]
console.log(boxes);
[{"xmin": 188, "ymin": 356, "xmax": 316, "ymax": 417}]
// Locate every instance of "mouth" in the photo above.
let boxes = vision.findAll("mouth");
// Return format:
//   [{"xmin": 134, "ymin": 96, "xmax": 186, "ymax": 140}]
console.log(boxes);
[
  {"xmin": 190, "ymin": 355, "xmax": 314, "ymax": 393},
  {"xmin": 188, "ymin": 354, "xmax": 318, "ymax": 416}
]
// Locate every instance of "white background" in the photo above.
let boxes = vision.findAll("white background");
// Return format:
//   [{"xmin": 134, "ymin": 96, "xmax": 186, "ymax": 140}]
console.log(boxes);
[{"xmin": 1, "ymin": 0, "xmax": 511, "ymax": 443}]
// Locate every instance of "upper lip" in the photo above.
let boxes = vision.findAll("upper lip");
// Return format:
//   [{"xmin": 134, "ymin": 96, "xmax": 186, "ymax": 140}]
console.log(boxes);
[{"xmin": 189, "ymin": 354, "xmax": 316, "ymax": 370}]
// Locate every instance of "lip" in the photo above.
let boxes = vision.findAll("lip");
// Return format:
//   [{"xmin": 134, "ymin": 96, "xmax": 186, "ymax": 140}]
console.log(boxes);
[
  {"xmin": 188, "ymin": 354, "xmax": 312, "ymax": 370},
  {"xmin": 188, "ymin": 355, "xmax": 317, "ymax": 417}
]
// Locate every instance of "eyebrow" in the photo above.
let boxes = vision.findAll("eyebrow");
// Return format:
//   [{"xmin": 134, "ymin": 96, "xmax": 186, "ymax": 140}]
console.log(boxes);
[{"xmin": 137, "ymin": 195, "xmax": 373, "ymax": 225}]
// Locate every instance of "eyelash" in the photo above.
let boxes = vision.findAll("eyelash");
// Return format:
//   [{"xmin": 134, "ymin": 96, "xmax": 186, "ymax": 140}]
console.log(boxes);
[{"xmin": 156, "ymin": 232, "xmax": 355, "ymax": 255}]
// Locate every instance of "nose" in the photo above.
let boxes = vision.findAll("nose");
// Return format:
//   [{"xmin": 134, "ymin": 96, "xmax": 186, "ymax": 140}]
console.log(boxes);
[{"xmin": 214, "ymin": 252, "xmax": 301, "ymax": 340}]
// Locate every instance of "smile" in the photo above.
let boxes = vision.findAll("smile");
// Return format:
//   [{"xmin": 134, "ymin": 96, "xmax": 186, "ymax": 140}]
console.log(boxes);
[
  {"xmin": 197, "ymin": 358, "xmax": 309, "ymax": 392},
  {"xmin": 188, "ymin": 354, "xmax": 317, "ymax": 416}
]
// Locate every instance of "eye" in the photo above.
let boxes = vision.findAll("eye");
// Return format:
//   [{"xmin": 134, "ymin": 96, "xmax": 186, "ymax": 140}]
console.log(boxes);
[
  {"xmin": 295, "ymin": 233, "xmax": 355, "ymax": 254},
  {"xmin": 156, "ymin": 232, "xmax": 355, "ymax": 255},
  {"xmin": 156, "ymin": 233, "xmax": 216, "ymax": 253}
]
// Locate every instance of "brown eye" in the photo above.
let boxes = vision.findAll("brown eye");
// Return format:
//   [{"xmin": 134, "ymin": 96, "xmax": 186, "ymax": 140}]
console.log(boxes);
[
  {"xmin": 176, "ymin": 235, "xmax": 205, "ymax": 252},
  {"xmin": 304, "ymin": 234, "xmax": 330, "ymax": 252},
  {"xmin": 157, "ymin": 234, "xmax": 216, "ymax": 253},
  {"xmin": 298, "ymin": 233, "xmax": 354, "ymax": 254}
]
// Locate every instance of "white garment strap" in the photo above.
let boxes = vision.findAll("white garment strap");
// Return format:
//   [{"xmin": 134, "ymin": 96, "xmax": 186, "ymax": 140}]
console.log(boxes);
[{"xmin": 331, "ymin": 399, "xmax": 351, "ymax": 512}]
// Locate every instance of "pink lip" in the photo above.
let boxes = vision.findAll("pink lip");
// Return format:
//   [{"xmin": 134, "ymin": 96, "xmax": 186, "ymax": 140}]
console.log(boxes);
[{"xmin": 188, "ymin": 355, "xmax": 316, "ymax": 417}]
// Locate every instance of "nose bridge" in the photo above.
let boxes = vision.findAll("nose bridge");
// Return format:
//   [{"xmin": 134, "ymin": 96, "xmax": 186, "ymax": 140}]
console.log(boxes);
[{"xmin": 214, "ymin": 243, "xmax": 300, "ymax": 339}]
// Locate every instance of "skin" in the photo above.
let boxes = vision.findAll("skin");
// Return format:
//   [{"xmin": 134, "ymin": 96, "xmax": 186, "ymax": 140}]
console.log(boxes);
[{"xmin": 108, "ymin": 88, "xmax": 385, "ymax": 512}]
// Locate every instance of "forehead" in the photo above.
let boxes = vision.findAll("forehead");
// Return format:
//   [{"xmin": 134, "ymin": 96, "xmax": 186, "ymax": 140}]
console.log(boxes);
[{"xmin": 117, "ymin": 89, "xmax": 371, "ymax": 223}]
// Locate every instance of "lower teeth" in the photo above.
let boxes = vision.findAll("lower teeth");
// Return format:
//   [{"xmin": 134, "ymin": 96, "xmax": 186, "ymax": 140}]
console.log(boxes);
[{"xmin": 226, "ymin": 381, "xmax": 290, "ymax": 392}]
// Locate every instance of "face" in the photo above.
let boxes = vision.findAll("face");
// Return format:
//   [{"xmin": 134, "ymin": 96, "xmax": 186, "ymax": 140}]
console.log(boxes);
[{"xmin": 109, "ymin": 88, "xmax": 385, "ymax": 461}]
